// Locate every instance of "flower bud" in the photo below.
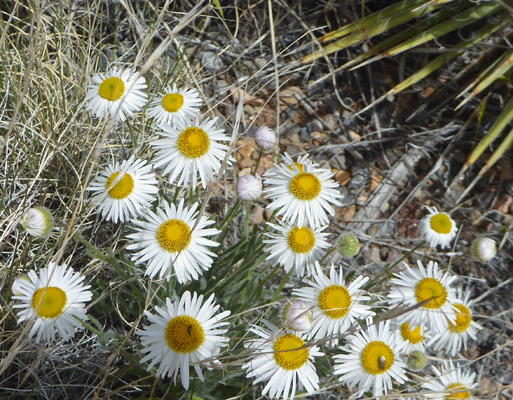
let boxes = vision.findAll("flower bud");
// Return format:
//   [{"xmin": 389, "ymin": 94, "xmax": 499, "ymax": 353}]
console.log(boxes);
[
  {"xmin": 406, "ymin": 350, "xmax": 428, "ymax": 371},
  {"xmin": 338, "ymin": 233, "xmax": 360, "ymax": 258},
  {"xmin": 237, "ymin": 174, "xmax": 262, "ymax": 201},
  {"xmin": 20, "ymin": 207, "xmax": 54, "ymax": 238},
  {"xmin": 255, "ymin": 126, "xmax": 276, "ymax": 150},
  {"xmin": 472, "ymin": 237, "xmax": 497, "ymax": 262},
  {"xmin": 283, "ymin": 300, "xmax": 312, "ymax": 332}
]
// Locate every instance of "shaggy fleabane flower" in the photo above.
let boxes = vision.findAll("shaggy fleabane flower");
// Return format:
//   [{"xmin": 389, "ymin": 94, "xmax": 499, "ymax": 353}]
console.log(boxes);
[
  {"xmin": 388, "ymin": 260, "xmax": 458, "ymax": 333},
  {"xmin": 87, "ymin": 156, "xmax": 158, "ymax": 223},
  {"xmin": 394, "ymin": 320, "xmax": 428, "ymax": 353},
  {"xmin": 418, "ymin": 206, "xmax": 457, "ymax": 249},
  {"xmin": 422, "ymin": 360, "xmax": 477, "ymax": 400},
  {"xmin": 333, "ymin": 320, "xmax": 407, "ymax": 398},
  {"xmin": 264, "ymin": 154, "xmax": 342, "ymax": 228},
  {"xmin": 151, "ymin": 117, "xmax": 231, "ymax": 189},
  {"xmin": 137, "ymin": 291, "xmax": 230, "ymax": 390},
  {"xmin": 127, "ymin": 199, "xmax": 220, "ymax": 284},
  {"xmin": 264, "ymin": 222, "xmax": 330, "ymax": 277},
  {"xmin": 293, "ymin": 263, "xmax": 373, "ymax": 344},
  {"xmin": 85, "ymin": 67, "xmax": 147, "ymax": 121},
  {"xmin": 148, "ymin": 84, "xmax": 202, "ymax": 127},
  {"xmin": 12, "ymin": 262, "xmax": 92, "ymax": 343},
  {"xmin": 20, "ymin": 207, "xmax": 54, "ymax": 238},
  {"xmin": 428, "ymin": 288, "xmax": 482, "ymax": 356},
  {"xmin": 243, "ymin": 320, "xmax": 322, "ymax": 400}
]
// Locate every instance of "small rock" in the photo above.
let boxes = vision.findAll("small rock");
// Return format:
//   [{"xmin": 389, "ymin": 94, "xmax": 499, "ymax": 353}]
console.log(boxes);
[
  {"xmin": 201, "ymin": 51, "xmax": 225, "ymax": 73},
  {"xmin": 250, "ymin": 205, "xmax": 265, "ymax": 225},
  {"xmin": 300, "ymin": 127, "xmax": 310, "ymax": 142}
]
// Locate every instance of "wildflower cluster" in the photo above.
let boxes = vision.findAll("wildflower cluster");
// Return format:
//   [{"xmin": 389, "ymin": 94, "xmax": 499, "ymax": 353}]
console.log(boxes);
[{"xmin": 10, "ymin": 64, "xmax": 492, "ymax": 400}]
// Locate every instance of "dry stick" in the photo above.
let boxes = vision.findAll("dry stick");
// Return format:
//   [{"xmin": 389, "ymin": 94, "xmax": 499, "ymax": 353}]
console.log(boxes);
[{"xmin": 267, "ymin": 0, "xmax": 280, "ymax": 141}]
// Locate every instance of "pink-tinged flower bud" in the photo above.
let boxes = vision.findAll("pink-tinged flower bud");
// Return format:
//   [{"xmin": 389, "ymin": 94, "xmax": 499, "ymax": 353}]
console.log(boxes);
[
  {"xmin": 237, "ymin": 174, "xmax": 262, "ymax": 201},
  {"xmin": 472, "ymin": 237, "xmax": 497, "ymax": 262},
  {"xmin": 255, "ymin": 126, "xmax": 276, "ymax": 150},
  {"xmin": 20, "ymin": 207, "xmax": 54, "ymax": 238},
  {"xmin": 11, "ymin": 275, "xmax": 30, "ymax": 297},
  {"xmin": 283, "ymin": 299, "xmax": 312, "ymax": 332}
]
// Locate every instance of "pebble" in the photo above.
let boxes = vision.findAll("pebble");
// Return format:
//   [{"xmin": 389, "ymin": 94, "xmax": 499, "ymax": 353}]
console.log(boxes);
[{"xmin": 201, "ymin": 51, "xmax": 225, "ymax": 72}]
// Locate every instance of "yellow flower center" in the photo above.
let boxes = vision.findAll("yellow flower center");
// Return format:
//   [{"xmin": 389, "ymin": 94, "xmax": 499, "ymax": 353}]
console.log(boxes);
[
  {"xmin": 273, "ymin": 333, "xmax": 309, "ymax": 370},
  {"xmin": 361, "ymin": 340, "xmax": 395, "ymax": 375},
  {"xmin": 106, "ymin": 172, "xmax": 134, "ymax": 199},
  {"xmin": 98, "ymin": 77, "xmax": 125, "ymax": 101},
  {"xmin": 318, "ymin": 285, "xmax": 352, "ymax": 319},
  {"xmin": 287, "ymin": 226, "xmax": 315, "ymax": 253},
  {"xmin": 32, "ymin": 287, "xmax": 67, "ymax": 318},
  {"xmin": 164, "ymin": 315, "xmax": 205, "ymax": 353},
  {"xmin": 416, "ymin": 277, "xmax": 447, "ymax": 309},
  {"xmin": 177, "ymin": 127, "xmax": 210, "ymax": 158},
  {"xmin": 288, "ymin": 162, "xmax": 304, "ymax": 172},
  {"xmin": 448, "ymin": 303, "xmax": 472, "ymax": 333},
  {"xmin": 157, "ymin": 219, "xmax": 192, "ymax": 252},
  {"xmin": 400, "ymin": 322, "xmax": 424, "ymax": 344},
  {"xmin": 162, "ymin": 93, "xmax": 184, "ymax": 113},
  {"xmin": 445, "ymin": 383, "xmax": 471, "ymax": 399},
  {"xmin": 430, "ymin": 213, "xmax": 453, "ymax": 234},
  {"xmin": 289, "ymin": 172, "xmax": 321, "ymax": 201}
]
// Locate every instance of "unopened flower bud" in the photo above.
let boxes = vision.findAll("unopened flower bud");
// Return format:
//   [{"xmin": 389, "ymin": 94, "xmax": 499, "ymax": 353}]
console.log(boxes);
[
  {"xmin": 406, "ymin": 350, "xmax": 427, "ymax": 371},
  {"xmin": 283, "ymin": 300, "xmax": 312, "ymax": 332},
  {"xmin": 255, "ymin": 126, "xmax": 276, "ymax": 150},
  {"xmin": 20, "ymin": 207, "xmax": 54, "ymax": 238},
  {"xmin": 472, "ymin": 237, "xmax": 497, "ymax": 262},
  {"xmin": 237, "ymin": 174, "xmax": 262, "ymax": 201},
  {"xmin": 338, "ymin": 233, "xmax": 360, "ymax": 258}
]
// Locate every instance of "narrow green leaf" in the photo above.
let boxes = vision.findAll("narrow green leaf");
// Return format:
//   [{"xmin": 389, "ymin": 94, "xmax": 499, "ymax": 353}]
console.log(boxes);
[{"xmin": 466, "ymin": 96, "xmax": 513, "ymax": 167}]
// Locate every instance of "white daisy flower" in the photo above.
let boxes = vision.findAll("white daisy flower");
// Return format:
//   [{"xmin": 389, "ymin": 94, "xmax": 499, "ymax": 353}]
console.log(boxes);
[
  {"xmin": 418, "ymin": 206, "xmax": 457, "ymax": 249},
  {"xmin": 388, "ymin": 260, "xmax": 458, "ymax": 333},
  {"xmin": 137, "ymin": 291, "xmax": 230, "ymax": 390},
  {"xmin": 148, "ymin": 84, "xmax": 202, "ymax": 127},
  {"xmin": 264, "ymin": 154, "xmax": 342, "ymax": 228},
  {"xmin": 20, "ymin": 207, "xmax": 54, "ymax": 238},
  {"xmin": 263, "ymin": 152, "xmax": 317, "ymax": 179},
  {"xmin": 127, "ymin": 199, "xmax": 220, "ymax": 284},
  {"xmin": 85, "ymin": 67, "xmax": 147, "ymax": 121},
  {"xmin": 151, "ymin": 117, "xmax": 231, "ymax": 189},
  {"xmin": 264, "ymin": 222, "xmax": 330, "ymax": 277},
  {"xmin": 87, "ymin": 156, "xmax": 158, "ymax": 223},
  {"xmin": 428, "ymin": 288, "xmax": 482, "ymax": 356},
  {"xmin": 333, "ymin": 320, "xmax": 408, "ymax": 398},
  {"xmin": 393, "ymin": 320, "xmax": 428, "ymax": 353},
  {"xmin": 422, "ymin": 360, "xmax": 477, "ymax": 400},
  {"xmin": 12, "ymin": 262, "xmax": 92, "ymax": 343},
  {"xmin": 293, "ymin": 262, "xmax": 373, "ymax": 344},
  {"xmin": 243, "ymin": 320, "xmax": 322, "ymax": 400}
]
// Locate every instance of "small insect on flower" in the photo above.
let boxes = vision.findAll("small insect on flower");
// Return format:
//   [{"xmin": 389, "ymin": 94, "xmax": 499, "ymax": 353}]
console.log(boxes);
[
  {"xmin": 12, "ymin": 262, "xmax": 92, "ymax": 343},
  {"xmin": 85, "ymin": 67, "xmax": 147, "ymax": 121},
  {"xmin": 137, "ymin": 291, "xmax": 230, "ymax": 390},
  {"xmin": 333, "ymin": 320, "xmax": 408, "ymax": 398},
  {"xmin": 87, "ymin": 156, "xmax": 158, "ymax": 223},
  {"xmin": 148, "ymin": 84, "xmax": 202, "ymax": 127},
  {"xmin": 20, "ymin": 207, "xmax": 54, "ymax": 238},
  {"xmin": 418, "ymin": 206, "xmax": 457, "ymax": 250},
  {"xmin": 243, "ymin": 320, "xmax": 322, "ymax": 400}
]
